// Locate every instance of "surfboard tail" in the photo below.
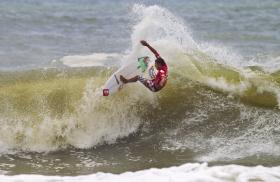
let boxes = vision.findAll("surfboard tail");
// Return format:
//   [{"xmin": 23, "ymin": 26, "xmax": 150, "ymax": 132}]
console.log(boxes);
[{"xmin": 103, "ymin": 89, "xmax": 109, "ymax": 96}]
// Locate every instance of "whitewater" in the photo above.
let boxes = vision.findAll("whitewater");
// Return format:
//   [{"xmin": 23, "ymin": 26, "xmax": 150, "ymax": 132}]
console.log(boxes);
[{"xmin": 0, "ymin": 1, "xmax": 280, "ymax": 181}]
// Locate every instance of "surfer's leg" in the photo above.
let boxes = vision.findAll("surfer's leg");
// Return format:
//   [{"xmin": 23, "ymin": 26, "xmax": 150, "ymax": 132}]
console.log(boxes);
[
  {"xmin": 120, "ymin": 75, "xmax": 138, "ymax": 83},
  {"xmin": 137, "ymin": 76, "xmax": 156, "ymax": 92}
]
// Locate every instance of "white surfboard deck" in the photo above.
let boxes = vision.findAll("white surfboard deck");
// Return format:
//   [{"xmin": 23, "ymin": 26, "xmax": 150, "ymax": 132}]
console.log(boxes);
[{"xmin": 103, "ymin": 57, "xmax": 154, "ymax": 96}]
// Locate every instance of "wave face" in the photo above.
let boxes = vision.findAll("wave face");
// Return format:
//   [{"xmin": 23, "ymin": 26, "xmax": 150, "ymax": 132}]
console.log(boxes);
[
  {"xmin": 0, "ymin": 2, "xmax": 280, "ymax": 178},
  {"xmin": 0, "ymin": 67, "xmax": 151, "ymax": 152}
]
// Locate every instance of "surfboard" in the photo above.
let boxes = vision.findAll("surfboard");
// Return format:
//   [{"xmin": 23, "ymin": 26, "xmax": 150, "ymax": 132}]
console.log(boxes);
[{"xmin": 102, "ymin": 57, "xmax": 153, "ymax": 96}]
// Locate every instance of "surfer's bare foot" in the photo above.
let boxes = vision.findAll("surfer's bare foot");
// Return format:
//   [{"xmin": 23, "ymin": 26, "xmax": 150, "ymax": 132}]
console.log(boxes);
[{"xmin": 120, "ymin": 75, "xmax": 128, "ymax": 83}]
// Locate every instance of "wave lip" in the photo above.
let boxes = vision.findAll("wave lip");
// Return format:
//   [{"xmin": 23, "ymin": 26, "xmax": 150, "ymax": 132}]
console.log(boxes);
[{"xmin": 58, "ymin": 53, "xmax": 121, "ymax": 68}]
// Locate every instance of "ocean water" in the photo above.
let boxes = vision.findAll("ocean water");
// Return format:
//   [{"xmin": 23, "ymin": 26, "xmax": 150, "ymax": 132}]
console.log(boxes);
[{"xmin": 0, "ymin": 0, "xmax": 280, "ymax": 181}]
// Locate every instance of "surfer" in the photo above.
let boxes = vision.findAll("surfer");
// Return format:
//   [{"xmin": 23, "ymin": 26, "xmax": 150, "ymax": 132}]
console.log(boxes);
[{"xmin": 120, "ymin": 40, "xmax": 168, "ymax": 92}]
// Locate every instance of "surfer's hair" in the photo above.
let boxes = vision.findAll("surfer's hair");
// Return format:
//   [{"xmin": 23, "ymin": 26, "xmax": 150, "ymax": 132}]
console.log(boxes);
[{"xmin": 155, "ymin": 57, "xmax": 166, "ymax": 66}]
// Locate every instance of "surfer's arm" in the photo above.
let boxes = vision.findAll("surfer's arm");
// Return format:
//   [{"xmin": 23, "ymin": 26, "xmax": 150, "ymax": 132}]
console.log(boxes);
[
  {"xmin": 141, "ymin": 40, "xmax": 160, "ymax": 58},
  {"xmin": 159, "ymin": 76, "xmax": 167, "ymax": 87}
]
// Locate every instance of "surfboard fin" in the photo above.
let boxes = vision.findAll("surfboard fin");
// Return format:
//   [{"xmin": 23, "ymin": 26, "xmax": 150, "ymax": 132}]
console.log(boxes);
[{"xmin": 138, "ymin": 57, "xmax": 149, "ymax": 72}]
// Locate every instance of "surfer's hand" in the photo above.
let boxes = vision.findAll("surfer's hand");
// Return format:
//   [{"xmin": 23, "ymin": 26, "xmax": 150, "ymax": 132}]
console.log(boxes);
[{"xmin": 140, "ymin": 40, "xmax": 149, "ymax": 46}]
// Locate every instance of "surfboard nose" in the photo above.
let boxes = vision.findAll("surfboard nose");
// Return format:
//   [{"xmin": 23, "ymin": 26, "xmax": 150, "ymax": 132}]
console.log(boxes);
[{"xmin": 103, "ymin": 89, "xmax": 109, "ymax": 96}]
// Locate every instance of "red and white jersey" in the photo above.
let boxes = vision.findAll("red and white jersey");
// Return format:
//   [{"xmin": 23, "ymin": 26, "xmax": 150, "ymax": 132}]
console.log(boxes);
[{"xmin": 153, "ymin": 64, "xmax": 168, "ymax": 86}]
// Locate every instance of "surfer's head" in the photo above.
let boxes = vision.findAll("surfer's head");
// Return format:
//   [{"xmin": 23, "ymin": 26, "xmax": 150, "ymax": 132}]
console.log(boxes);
[{"xmin": 155, "ymin": 57, "xmax": 166, "ymax": 70}]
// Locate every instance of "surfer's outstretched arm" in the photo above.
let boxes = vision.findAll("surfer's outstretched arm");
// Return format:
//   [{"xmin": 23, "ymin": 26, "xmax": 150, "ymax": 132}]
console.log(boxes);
[{"xmin": 140, "ymin": 40, "xmax": 160, "ymax": 58}]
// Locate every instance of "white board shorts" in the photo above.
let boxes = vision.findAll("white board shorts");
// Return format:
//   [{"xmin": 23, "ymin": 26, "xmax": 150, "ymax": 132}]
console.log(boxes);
[{"xmin": 137, "ymin": 76, "xmax": 158, "ymax": 92}]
